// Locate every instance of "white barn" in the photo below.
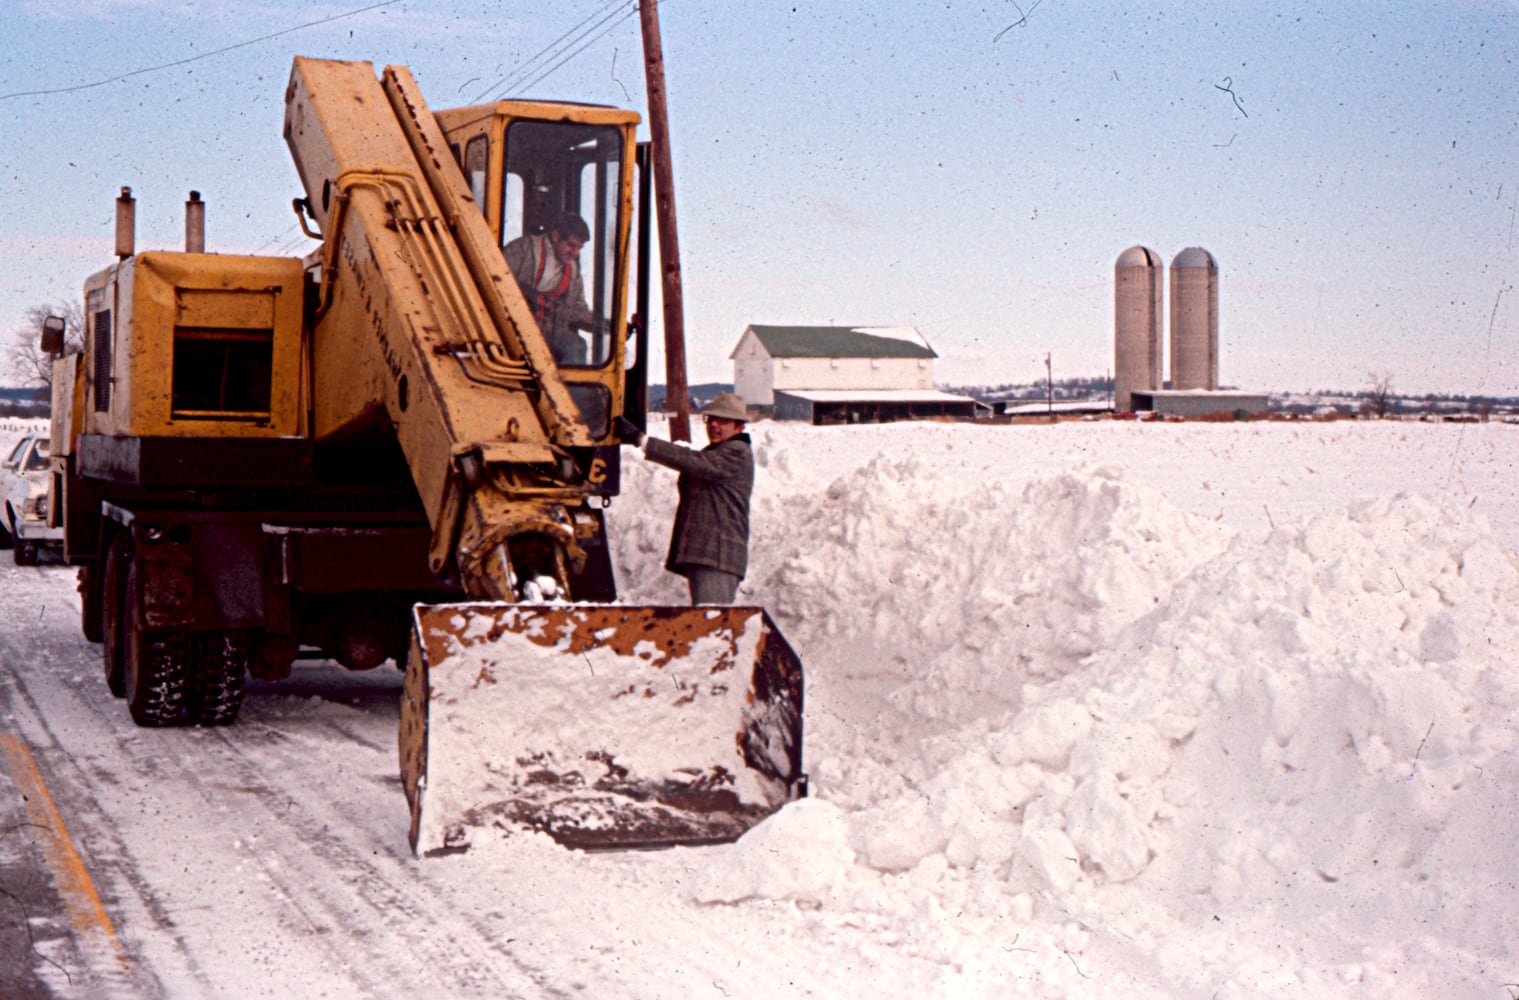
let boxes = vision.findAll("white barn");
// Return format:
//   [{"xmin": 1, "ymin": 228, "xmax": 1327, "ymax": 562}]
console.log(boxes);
[{"xmin": 731, "ymin": 325, "xmax": 939, "ymax": 407}]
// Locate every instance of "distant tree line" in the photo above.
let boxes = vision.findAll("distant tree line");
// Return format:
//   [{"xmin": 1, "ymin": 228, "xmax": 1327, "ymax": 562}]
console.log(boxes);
[
  {"xmin": 648, "ymin": 382, "xmax": 733, "ymax": 411},
  {"xmin": 943, "ymin": 375, "xmax": 1114, "ymax": 404},
  {"xmin": 0, "ymin": 389, "xmax": 49, "ymax": 417},
  {"xmin": 946, "ymin": 372, "xmax": 1519, "ymax": 415}
]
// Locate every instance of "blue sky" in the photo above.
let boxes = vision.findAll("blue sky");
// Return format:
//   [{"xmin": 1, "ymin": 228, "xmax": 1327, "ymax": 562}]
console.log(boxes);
[{"xmin": 2, "ymin": 1, "xmax": 1516, "ymax": 395}]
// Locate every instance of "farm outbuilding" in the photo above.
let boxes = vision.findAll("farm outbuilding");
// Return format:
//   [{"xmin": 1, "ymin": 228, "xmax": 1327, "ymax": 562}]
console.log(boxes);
[
  {"xmin": 1128, "ymin": 389, "xmax": 1270, "ymax": 417},
  {"xmin": 732, "ymin": 326, "xmax": 937, "ymax": 406},
  {"xmin": 774, "ymin": 388, "xmax": 984, "ymax": 425},
  {"xmin": 731, "ymin": 325, "xmax": 978, "ymax": 422}
]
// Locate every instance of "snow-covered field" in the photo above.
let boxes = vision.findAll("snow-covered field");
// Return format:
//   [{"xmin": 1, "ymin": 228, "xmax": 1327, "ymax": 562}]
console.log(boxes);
[{"xmin": 3, "ymin": 417, "xmax": 1517, "ymax": 997}]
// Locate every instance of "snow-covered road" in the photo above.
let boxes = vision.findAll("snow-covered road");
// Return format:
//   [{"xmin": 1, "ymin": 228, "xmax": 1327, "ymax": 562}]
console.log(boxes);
[
  {"xmin": 0, "ymin": 559, "xmax": 963, "ymax": 998},
  {"xmin": 0, "ymin": 560, "xmax": 549, "ymax": 995}
]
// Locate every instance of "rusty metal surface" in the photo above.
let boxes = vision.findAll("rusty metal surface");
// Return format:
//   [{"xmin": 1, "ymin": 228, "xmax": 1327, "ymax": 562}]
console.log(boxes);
[
  {"xmin": 399, "ymin": 628, "xmax": 431, "ymax": 850},
  {"xmin": 402, "ymin": 603, "xmax": 804, "ymax": 854}
]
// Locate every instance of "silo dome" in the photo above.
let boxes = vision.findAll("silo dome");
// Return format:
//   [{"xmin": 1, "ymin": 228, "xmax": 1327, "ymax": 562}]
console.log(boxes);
[
  {"xmin": 1114, "ymin": 246, "xmax": 1163, "ymax": 412},
  {"xmin": 1172, "ymin": 247, "xmax": 1215, "ymax": 270},
  {"xmin": 1169, "ymin": 247, "xmax": 1218, "ymax": 391}
]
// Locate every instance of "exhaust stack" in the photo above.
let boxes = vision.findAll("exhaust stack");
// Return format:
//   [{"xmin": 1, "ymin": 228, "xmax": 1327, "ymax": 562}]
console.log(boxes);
[
  {"xmin": 114, "ymin": 186, "xmax": 135, "ymax": 259},
  {"xmin": 185, "ymin": 190, "xmax": 205, "ymax": 253}
]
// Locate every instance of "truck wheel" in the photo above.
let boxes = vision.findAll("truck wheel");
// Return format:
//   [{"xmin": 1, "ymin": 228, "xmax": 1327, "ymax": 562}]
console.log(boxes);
[
  {"xmin": 189, "ymin": 631, "xmax": 250, "ymax": 726},
  {"xmin": 123, "ymin": 560, "xmax": 189, "ymax": 727},
  {"xmin": 14, "ymin": 540, "xmax": 37, "ymax": 566},
  {"xmin": 79, "ymin": 565, "xmax": 104, "ymax": 644},
  {"xmin": 101, "ymin": 537, "xmax": 131, "ymax": 698}
]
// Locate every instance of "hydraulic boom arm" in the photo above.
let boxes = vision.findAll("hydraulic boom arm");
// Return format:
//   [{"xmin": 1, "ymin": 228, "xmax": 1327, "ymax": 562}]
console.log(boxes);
[{"xmin": 283, "ymin": 57, "xmax": 604, "ymax": 598}]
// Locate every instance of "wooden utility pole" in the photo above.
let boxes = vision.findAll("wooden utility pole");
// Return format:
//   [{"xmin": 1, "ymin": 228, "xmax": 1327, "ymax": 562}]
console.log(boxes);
[{"xmin": 638, "ymin": 0, "xmax": 691, "ymax": 442}]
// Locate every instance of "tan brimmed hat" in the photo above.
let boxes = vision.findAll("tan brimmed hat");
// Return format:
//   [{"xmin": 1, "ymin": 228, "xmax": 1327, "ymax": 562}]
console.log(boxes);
[{"xmin": 700, "ymin": 391, "xmax": 749, "ymax": 422}]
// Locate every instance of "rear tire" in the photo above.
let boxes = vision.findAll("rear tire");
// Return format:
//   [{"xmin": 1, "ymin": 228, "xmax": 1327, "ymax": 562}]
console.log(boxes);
[
  {"xmin": 189, "ymin": 631, "xmax": 249, "ymax": 726},
  {"xmin": 124, "ymin": 558, "xmax": 189, "ymax": 727},
  {"xmin": 14, "ymin": 539, "xmax": 37, "ymax": 566},
  {"xmin": 101, "ymin": 536, "xmax": 130, "ymax": 698}
]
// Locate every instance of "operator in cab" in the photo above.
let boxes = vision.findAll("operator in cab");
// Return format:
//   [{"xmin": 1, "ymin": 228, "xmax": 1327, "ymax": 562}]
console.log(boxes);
[{"xmin": 503, "ymin": 211, "xmax": 603, "ymax": 364}]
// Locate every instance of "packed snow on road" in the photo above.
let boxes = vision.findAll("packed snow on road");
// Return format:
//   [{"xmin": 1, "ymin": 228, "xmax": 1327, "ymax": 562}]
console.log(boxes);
[{"xmin": 2, "ymin": 416, "xmax": 1516, "ymax": 997}]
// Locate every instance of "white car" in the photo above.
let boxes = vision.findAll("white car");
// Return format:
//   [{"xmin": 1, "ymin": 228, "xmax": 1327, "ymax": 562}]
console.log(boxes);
[{"xmin": 2, "ymin": 432, "xmax": 63, "ymax": 566}]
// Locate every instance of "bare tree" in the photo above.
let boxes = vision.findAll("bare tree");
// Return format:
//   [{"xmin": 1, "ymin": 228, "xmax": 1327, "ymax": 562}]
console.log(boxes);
[
  {"xmin": 8, "ymin": 300, "xmax": 84, "ymax": 388},
  {"xmin": 1360, "ymin": 371, "xmax": 1396, "ymax": 419}
]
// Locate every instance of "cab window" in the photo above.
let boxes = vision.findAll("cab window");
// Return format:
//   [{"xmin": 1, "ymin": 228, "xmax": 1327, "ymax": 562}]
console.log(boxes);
[{"xmin": 499, "ymin": 120, "xmax": 624, "ymax": 369}]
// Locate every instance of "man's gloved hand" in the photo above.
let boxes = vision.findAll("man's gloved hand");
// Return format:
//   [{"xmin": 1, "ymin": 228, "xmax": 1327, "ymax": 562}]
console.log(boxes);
[{"xmin": 614, "ymin": 416, "xmax": 645, "ymax": 447}]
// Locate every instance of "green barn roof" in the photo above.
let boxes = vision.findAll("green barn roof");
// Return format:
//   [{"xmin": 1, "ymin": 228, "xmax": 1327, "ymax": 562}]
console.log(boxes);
[{"xmin": 742, "ymin": 325, "xmax": 936, "ymax": 360}]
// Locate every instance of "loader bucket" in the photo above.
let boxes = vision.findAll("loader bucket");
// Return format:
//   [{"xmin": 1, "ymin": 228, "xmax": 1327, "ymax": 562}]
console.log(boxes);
[{"xmin": 400, "ymin": 603, "xmax": 805, "ymax": 855}]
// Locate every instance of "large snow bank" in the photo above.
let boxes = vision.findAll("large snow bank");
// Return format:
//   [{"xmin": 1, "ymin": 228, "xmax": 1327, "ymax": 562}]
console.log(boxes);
[{"xmin": 597, "ymin": 421, "xmax": 1519, "ymax": 994}]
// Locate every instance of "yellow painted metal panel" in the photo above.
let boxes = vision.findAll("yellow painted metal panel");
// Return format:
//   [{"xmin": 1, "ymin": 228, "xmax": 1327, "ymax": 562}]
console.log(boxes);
[
  {"xmin": 176, "ymin": 287, "xmax": 278, "ymax": 329},
  {"xmin": 120, "ymin": 252, "xmax": 305, "ymax": 438},
  {"xmin": 434, "ymin": 101, "xmax": 640, "ymax": 134}
]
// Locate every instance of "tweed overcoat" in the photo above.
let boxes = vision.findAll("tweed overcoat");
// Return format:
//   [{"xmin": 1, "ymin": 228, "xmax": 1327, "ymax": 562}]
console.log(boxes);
[{"xmin": 643, "ymin": 433, "xmax": 754, "ymax": 579}]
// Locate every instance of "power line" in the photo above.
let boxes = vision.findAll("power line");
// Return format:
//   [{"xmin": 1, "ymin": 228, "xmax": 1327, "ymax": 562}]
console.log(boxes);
[
  {"xmin": 515, "ymin": 5, "xmax": 641, "ymax": 98},
  {"xmin": 470, "ymin": 0, "xmax": 627, "ymax": 102},
  {"xmin": 0, "ymin": 1, "xmax": 401, "ymax": 102},
  {"xmin": 247, "ymin": 222, "xmax": 313, "ymax": 257},
  {"xmin": 471, "ymin": 0, "xmax": 636, "ymax": 103},
  {"xmin": 274, "ymin": 232, "xmax": 315, "ymax": 257}
]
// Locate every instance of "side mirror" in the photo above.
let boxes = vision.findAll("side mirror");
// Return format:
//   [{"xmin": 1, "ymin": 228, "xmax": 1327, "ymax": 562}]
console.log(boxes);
[{"xmin": 40, "ymin": 315, "xmax": 65, "ymax": 357}]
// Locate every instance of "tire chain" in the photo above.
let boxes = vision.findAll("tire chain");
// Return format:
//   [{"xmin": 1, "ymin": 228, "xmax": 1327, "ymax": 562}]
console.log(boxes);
[
  {"xmin": 189, "ymin": 632, "xmax": 249, "ymax": 726},
  {"xmin": 132, "ymin": 631, "xmax": 190, "ymax": 726}
]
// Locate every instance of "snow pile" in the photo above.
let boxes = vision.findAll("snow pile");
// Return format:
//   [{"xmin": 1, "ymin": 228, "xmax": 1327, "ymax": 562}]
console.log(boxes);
[
  {"xmin": 685, "ymin": 797, "xmax": 854, "ymax": 905},
  {"xmin": 601, "ymin": 422, "xmax": 1519, "ymax": 993},
  {"xmin": 760, "ymin": 458, "xmax": 1231, "ymax": 709}
]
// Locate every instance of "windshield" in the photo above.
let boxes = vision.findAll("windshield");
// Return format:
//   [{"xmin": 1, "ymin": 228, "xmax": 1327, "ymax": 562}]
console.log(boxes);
[
  {"xmin": 499, "ymin": 120, "xmax": 625, "ymax": 369},
  {"xmin": 23, "ymin": 440, "xmax": 49, "ymax": 471}
]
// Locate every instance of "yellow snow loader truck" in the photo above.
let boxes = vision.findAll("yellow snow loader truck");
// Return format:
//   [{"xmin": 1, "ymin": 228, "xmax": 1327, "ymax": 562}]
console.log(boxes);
[{"xmin": 42, "ymin": 57, "xmax": 804, "ymax": 854}]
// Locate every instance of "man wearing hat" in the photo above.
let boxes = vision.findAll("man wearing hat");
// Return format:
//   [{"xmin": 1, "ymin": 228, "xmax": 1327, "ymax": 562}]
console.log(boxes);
[{"xmin": 617, "ymin": 392, "xmax": 753, "ymax": 605}]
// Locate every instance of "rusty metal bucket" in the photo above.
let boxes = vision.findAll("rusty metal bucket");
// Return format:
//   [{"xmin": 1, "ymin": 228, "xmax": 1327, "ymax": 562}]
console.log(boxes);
[{"xmin": 400, "ymin": 603, "xmax": 806, "ymax": 854}]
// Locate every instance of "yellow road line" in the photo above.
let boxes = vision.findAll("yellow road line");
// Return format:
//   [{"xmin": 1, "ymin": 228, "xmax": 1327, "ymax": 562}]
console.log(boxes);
[{"xmin": 0, "ymin": 731, "xmax": 130, "ymax": 973}]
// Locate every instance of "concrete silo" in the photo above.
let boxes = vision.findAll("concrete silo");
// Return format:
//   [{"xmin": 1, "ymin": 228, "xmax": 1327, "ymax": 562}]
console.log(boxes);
[
  {"xmin": 1113, "ymin": 246, "xmax": 1163, "ymax": 412},
  {"xmin": 1169, "ymin": 247, "xmax": 1218, "ymax": 390}
]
